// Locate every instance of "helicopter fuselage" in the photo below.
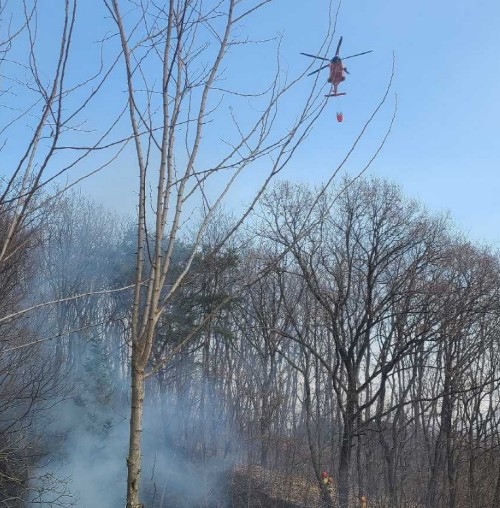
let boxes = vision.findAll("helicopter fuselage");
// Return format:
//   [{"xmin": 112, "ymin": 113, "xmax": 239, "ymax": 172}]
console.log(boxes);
[{"xmin": 326, "ymin": 59, "xmax": 346, "ymax": 97}]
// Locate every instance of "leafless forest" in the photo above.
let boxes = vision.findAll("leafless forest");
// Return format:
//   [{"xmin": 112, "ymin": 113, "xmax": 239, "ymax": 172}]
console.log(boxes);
[{"xmin": 2, "ymin": 1, "xmax": 500, "ymax": 507}]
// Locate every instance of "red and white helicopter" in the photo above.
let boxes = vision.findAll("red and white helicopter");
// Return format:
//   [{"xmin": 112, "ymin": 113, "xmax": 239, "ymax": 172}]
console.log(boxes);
[{"xmin": 301, "ymin": 37, "xmax": 372, "ymax": 122}]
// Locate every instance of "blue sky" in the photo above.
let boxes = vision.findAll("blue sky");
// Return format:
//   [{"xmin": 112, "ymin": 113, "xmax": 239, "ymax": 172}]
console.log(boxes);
[
  {"xmin": 251, "ymin": 0, "xmax": 500, "ymax": 246},
  {"xmin": 5, "ymin": 1, "xmax": 500, "ymax": 245}
]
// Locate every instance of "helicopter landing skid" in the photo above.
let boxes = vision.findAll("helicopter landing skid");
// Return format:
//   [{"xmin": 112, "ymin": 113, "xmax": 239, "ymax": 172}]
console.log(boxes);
[{"xmin": 325, "ymin": 92, "xmax": 346, "ymax": 97}]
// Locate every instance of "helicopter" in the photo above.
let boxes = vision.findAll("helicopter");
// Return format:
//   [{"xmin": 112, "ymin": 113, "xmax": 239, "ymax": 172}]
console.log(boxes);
[{"xmin": 301, "ymin": 36, "xmax": 372, "ymax": 121}]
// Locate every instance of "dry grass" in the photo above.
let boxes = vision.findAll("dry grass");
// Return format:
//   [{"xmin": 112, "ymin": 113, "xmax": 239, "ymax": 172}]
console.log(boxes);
[{"xmin": 228, "ymin": 464, "xmax": 326, "ymax": 508}]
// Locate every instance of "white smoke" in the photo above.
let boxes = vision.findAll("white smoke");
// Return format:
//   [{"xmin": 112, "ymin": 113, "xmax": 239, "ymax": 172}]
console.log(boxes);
[{"xmin": 31, "ymin": 360, "xmax": 239, "ymax": 507}]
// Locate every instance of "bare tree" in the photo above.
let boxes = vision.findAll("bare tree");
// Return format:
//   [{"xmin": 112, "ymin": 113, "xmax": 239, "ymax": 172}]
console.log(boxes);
[
  {"xmin": 104, "ymin": 0, "xmax": 336, "ymax": 505},
  {"xmin": 424, "ymin": 243, "xmax": 500, "ymax": 508},
  {"xmin": 0, "ymin": 1, "xmax": 125, "ymax": 503},
  {"xmin": 261, "ymin": 179, "xmax": 449, "ymax": 507},
  {"xmin": 0, "ymin": 196, "xmax": 73, "ymax": 506},
  {"xmin": 0, "ymin": 0, "xmax": 120, "ymax": 262}
]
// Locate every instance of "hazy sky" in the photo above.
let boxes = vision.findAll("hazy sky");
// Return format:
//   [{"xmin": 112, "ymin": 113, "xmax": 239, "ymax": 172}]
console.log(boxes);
[{"xmin": 13, "ymin": 1, "xmax": 500, "ymax": 245}]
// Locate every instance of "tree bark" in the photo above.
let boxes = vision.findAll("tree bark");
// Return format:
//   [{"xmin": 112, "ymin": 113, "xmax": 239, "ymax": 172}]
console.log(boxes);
[
  {"xmin": 426, "ymin": 374, "xmax": 453, "ymax": 508},
  {"xmin": 338, "ymin": 389, "xmax": 356, "ymax": 508},
  {"xmin": 127, "ymin": 361, "xmax": 145, "ymax": 508}
]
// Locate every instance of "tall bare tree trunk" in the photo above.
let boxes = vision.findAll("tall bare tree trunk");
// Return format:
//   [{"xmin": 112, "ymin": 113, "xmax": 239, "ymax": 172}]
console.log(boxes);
[
  {"xmin": 426, "ymin": 374, "xmax": 452, "ymax": 508},
  {"xmin": 338, "ymin": 389, "xmax": 356, "ymax": 508},
  {"xmin": 127, "ymin": 361, "xmax": 145, "ymax": 508}
]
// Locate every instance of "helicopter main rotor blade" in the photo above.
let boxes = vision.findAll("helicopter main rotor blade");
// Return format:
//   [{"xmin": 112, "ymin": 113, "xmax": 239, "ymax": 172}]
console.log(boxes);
[
  {"xmin": 307, "ymin": 64, "xmax": 329, "ymax": 76},
  {"xmin": 342, "ymin": 50, "xmax": 373, "ymax": 60},
  {"xmin": 300, "ymin": 52, "xmax": 330, "ymax": 62},
  {"xmin": 335, "ymin": 36, "xmax": 343, "ymax": 57}
]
